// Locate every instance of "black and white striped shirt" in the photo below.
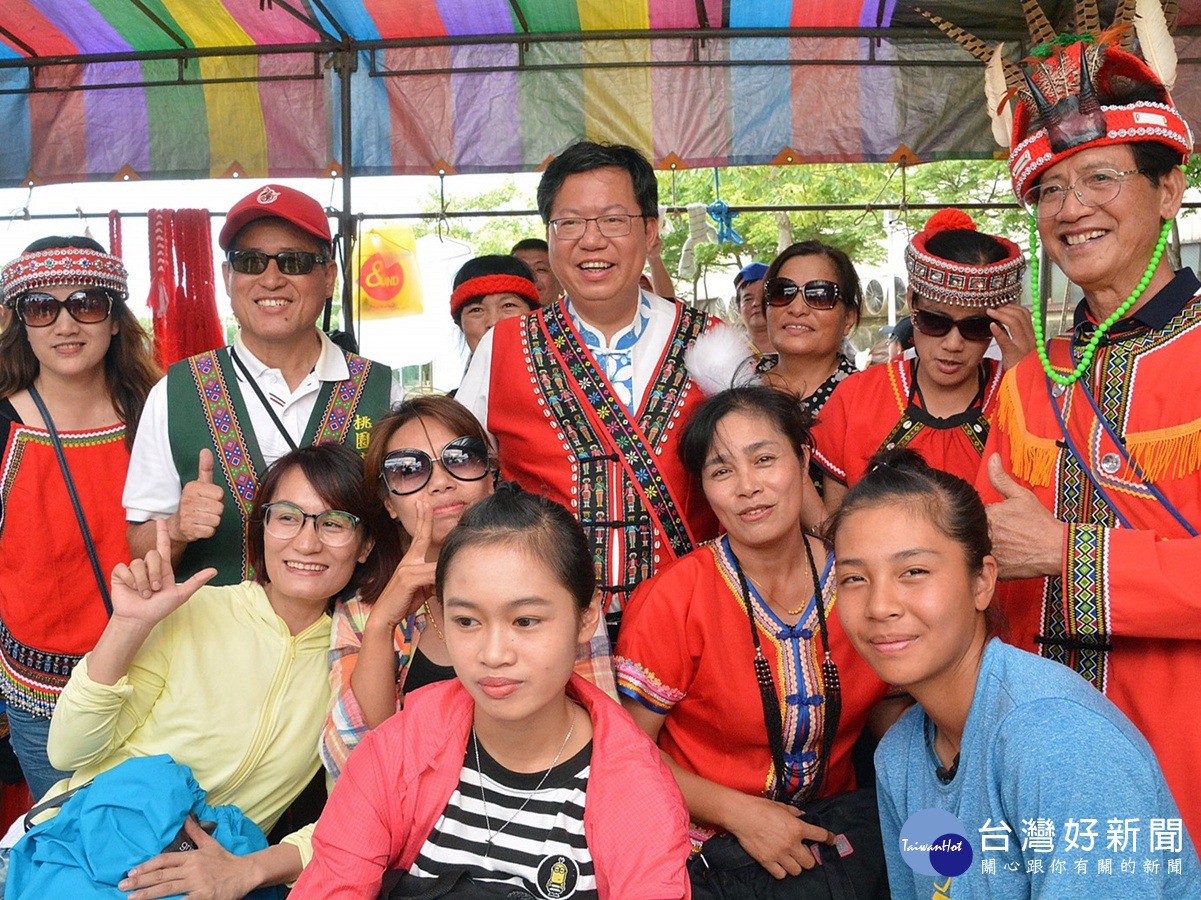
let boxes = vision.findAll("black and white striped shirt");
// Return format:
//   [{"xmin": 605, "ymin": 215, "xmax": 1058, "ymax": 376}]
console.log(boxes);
[{"xmin": 409, "ymin": 738, "xmax": 597, "ymax": 899}]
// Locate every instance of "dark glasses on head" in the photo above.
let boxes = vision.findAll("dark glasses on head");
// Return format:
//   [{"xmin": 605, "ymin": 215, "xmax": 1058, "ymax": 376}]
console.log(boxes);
[
  {"xmin": 911, "ymin": 307, "xmax": 995, "ymax": 343},
  {"xmin": 763, "ymin": 278, "xmax": 841, "ymax": 310},
  {"xmin": 381, "ymin": 437, "xmax": 491, "ymax": 496},
  {"xmin": 227, "ymin": 249, "xmax": 330, "ymax": 276},
  {"xmin": 12, "ymin": 288, "xmax": 114, "ymax": 328}
]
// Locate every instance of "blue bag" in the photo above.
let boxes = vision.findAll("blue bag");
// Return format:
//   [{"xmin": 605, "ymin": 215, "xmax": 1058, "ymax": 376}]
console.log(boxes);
[{"xmin": 6, "ymin": 754, "xmax": 282, "ymax": 899}]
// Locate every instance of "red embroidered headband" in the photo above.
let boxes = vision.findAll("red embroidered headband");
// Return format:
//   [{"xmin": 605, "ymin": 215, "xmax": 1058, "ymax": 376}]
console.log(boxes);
[
  {"xmin": 905, "ymin": 209, "xmax": 1023, "ymax": 309},
  {"xmin": 450, "ymin": 274, "xmax": 540, "ymax": 318},
  {"xmin": 1009, "ymin": 42, "xmax": 1191, "ymax": 200},
  {"xmin": 2, "ymin": 247, "xmax": 129, "ymax": 304}
]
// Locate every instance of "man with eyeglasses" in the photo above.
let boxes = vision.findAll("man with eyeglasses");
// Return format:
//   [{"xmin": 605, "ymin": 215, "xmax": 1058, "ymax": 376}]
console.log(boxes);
[
  {"xmin": 457, "ymin": 141, "xmax": 719, "ymax": 641},
  {"xmin": 123, "ymin": 184, "xmax": 398, "ymax": 584},
  {"xmin": 967, "ymin": 32, "xmax": 1201, "ymax": 840}
]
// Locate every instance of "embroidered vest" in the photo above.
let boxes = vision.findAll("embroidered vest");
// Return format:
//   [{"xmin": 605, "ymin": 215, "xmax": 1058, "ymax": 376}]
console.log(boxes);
[
  {"xmin": 167, "ymin": 347, "xmax": 389, "ymax": 584},
  {"xmin": 487, "ymin": 302, "xmax": 718, "ymax": 621}
]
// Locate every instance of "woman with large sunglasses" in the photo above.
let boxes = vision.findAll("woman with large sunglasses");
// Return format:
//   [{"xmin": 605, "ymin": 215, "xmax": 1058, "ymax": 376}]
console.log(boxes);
[
  {"xmin": 321, "ymin": 396, "xmax": 616, "ymax": 781},
  {"xmin": 0, "ymin": 236, "xmax": 159, "ymax": 799},
  {"xmin": 757, "ymin": 241, "xmax": 862, "ymax": 499},
  {"xmin": 812, "ymin": 210, "xmax": 1034, "ymax": 512}
]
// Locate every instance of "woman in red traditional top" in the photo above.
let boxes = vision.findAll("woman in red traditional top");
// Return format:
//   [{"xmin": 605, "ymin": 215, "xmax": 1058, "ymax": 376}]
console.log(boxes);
[
  {"xmin": 813, "ymin": 210, "xmax": 1034, "ymax": 510},
  {"xmin": 0, "ymin": 236, "xmax": 159, "ymax": 799},
  {"xmin": 616, "ymin": 386, "xmax": 898, "ymax": 895}
]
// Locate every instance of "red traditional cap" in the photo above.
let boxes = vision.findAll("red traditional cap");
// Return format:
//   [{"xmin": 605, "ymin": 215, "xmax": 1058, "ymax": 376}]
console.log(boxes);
[
  {"xmin": 1009, "ymin": 42, "xmax": 1192, "ymax": 201},
  {"xmin": 219, "ymin": 184, "xmax": 332, "ymax": 251},
  {"xmin": 905, "ymin": 209, "xmax": 1023, "ymax": 309}
]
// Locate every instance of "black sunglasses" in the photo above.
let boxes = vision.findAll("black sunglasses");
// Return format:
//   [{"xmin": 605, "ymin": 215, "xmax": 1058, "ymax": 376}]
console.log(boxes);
[
  {"xmin": 763, "ymin": 278, "xmax": 841, "ymax": 310},
  {"xmin": 381, "ymin": 436, "xmax": 491, "ymax": 496},
  {"xmin": 12, "ymin": 288, "xmax": 114, "ymax": 328},
  {"xmin": 911, "ymin": 307, "xmax": 995, "ymax": 343},
  {"xmin": 227, "ymin": 249, "xmax": 330, "ymax": 276}
]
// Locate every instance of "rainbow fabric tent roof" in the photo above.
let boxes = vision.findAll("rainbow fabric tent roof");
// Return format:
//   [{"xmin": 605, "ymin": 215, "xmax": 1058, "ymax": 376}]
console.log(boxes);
[{"xmin": 2, "ymin": 0, "xmax": 1199, "ymax": 187}]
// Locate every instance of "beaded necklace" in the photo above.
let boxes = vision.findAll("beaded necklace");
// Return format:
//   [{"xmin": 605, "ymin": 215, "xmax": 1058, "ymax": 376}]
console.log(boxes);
[{"xmin": 1029, "ymin": 217, "xmax": 1173, "ymax": 387}]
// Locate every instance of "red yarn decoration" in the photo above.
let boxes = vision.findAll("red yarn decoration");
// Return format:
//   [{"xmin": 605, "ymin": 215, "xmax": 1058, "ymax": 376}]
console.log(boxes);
[
  {"xmin": 107, "ymin": 211, "xmax": 122, "ymax": 259},
  {"xmin": 147, "ymin": 209, "xmax": 223, "ymax": 367},
  {"xmin": 922, "ymin": 208, "xmax": 977, "ymax": 236}
]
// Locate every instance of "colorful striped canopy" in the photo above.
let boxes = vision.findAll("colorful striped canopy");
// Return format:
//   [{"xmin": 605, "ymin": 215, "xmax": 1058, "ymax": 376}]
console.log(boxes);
[{"xmin": 2, "ymin": 1, "xmax": 1199, "ymax": 187}]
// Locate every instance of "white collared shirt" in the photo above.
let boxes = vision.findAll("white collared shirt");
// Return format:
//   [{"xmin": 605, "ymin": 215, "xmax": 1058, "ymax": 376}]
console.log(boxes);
[{"xmin": 124, "ymin": 330, "xmax": 402, "ymax": 521}]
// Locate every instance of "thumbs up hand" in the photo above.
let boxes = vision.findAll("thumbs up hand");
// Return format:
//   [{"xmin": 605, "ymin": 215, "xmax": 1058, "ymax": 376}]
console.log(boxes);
[
  {"xmin": 984, "ymin": 454, "xmax": 1065, "ymax": 580},
  {"xmin": 168, "ymin": 448, "xmax": 226, "ymax": 545}
]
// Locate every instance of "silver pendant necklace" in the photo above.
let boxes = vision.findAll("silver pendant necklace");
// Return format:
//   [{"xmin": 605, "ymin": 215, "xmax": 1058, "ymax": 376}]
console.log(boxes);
[{"xmin": 472, "ymin": 704, "xmax": 578, "ymax": 854}]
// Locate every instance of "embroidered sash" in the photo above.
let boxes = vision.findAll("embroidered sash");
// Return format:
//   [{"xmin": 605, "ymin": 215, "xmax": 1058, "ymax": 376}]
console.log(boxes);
[
  {"xmin": 1045, "ymin": 338, "xmax": 1197, "ymax": 537},
  {"xmin": 525, "ymin": 302, "xmax": 705, "ymax": 609}
]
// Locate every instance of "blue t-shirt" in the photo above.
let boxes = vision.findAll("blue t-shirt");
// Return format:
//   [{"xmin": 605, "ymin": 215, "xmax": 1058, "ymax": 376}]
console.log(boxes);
[{"xmin": 876, "ymin": 638, "xmax": 1200, "ymax": 899}]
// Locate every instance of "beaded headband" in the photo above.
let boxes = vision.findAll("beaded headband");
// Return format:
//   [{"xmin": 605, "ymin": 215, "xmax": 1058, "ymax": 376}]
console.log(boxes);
[
  {"xmin": 905, "ymin": 209, "xmax": 1023, "ymax": 309},
  {"xmin": 2, "ymin": 247, "xmax": 129, "ymax": 305},
  {"xmin": 450, "ymin": 273, "xmax": 540, "ymax": 318}
]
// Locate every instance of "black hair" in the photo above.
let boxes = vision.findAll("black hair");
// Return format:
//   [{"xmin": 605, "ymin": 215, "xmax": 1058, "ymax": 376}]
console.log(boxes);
[
  {"xmin": 536, "ymin": 141, "xmax": 659, "ymax": 222},
  {"xmin": 825, "ymin": 448, "xmax": 991, "ymax": 573},
  {"xmin": 678, "ymin": 385, "xmax": 813, "ymax": 479},
  {"xmin": 512, "ymin": 238, "xmax": 549, "ymax": 253},
  {"xmin": 924, "ymin": 229, "xmax": 1010, "ymax": 267},
  {"xmin": 762, "ymin": 240, "xmax": 863, "ymax": 319},
  {"xmin": 22, "ymin": 235, "xmax": 108, "ymax": 256},
  {"xmin": 436, "ymin": 484, "xmax": 596, "ymax": 613}
]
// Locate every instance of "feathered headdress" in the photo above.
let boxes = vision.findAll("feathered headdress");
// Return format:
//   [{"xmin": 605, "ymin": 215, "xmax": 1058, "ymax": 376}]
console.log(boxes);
[{"xmin": 918, "ymin": 0, "xmax": 1192, "ymax": 199}]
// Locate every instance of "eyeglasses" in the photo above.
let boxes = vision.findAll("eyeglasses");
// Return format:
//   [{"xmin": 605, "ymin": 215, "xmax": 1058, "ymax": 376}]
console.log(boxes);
[
  {"xmin": 261, "ymin": 501, "xmax": 362, "ymax": 547},
  {"xmin": 763, "ymin": 278, "xmax": 842, "ymax": 310},
  {"xmin": 226, "ymin": 249, "xmax": 330, "ymax": 276},
  {"xmin": 548, "ymin": 214, "xmax": 647, "ymax": 241},
  {"xmin": 380, "ymin": 436, "xmax": 491, "ymax": 496},
  {"xmin": 1020, "ymin": 168, "xmax": 1145, "ymax": 218},
  {"xmin": 11, "ymin": 288, "xmax": 114, "ymax": 328},
  {"xmin": 911, "ymin": 307, "xmax": 995, "ymax": 343}
]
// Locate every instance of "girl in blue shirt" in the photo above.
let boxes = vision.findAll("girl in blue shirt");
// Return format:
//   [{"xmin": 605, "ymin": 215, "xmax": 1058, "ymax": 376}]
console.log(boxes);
[{"xmin": 827, "ymin": 448, "xmax": 1200, "ymax": 899}]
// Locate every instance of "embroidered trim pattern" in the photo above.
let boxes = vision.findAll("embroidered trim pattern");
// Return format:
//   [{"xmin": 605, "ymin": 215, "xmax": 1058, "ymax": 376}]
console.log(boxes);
[
  {"xmin": 712, "ymin": 538, "xmax": 834, "ymax": 804},
  {"xmin": 524, "ymin": 303, "xmax": 704, "ymax": 609},
  {"xmin": 614, "ymin": 657, "xmax": 687, "ymax": 714}
]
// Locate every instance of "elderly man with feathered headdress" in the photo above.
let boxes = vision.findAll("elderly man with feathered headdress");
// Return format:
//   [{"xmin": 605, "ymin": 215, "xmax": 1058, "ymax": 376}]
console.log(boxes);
[{"xmin": 929, "ymin": 0, "xmax": 1201, "ymax": 847}]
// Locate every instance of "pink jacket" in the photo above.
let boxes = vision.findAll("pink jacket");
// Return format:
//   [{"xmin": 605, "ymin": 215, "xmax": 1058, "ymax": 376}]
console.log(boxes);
[{"xmin": 293, "ymin": 674, "xmax": 692, "ymax": 899}]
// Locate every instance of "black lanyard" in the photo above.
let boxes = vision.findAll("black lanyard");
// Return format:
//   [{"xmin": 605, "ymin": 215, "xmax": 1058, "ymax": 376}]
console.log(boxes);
[
  {"xmin": 728, "ymin": 536, "xmax": 841, "ymax": 803},
  {"xmin": 229, "ymin": 347, "xmax": 299, "ymax": 452}
]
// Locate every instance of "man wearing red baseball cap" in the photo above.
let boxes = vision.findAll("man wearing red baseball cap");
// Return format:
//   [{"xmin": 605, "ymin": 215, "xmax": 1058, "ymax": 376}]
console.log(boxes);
[{"xmin": 123, "ymin": 184, "xmax": 398, "ymax": 582}]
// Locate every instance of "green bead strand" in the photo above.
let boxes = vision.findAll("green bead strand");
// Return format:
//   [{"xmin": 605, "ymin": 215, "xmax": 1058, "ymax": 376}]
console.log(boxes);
[{"xmin": 1029, "ymin": 217, "xmax": 1173, "ymax": 387}]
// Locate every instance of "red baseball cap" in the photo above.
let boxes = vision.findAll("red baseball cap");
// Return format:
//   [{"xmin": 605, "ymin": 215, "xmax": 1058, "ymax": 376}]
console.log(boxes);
[{"xmin": 219, "ymin": 184, "xmax": 332, "ymax": 251}]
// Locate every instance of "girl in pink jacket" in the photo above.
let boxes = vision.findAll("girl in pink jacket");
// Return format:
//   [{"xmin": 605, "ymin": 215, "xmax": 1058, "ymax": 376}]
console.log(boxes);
[{"xmin": 293, "ymin": 485, "xmax": 692, "ymax": 900}]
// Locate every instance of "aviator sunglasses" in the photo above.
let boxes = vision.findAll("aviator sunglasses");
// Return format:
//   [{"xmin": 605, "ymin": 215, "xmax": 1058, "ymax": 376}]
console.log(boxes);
[
  {"xmin": 381, "ymin": 436, "xmax": 491, "ymax": 496},
  {"xmin": 763, "ymin": 277, "xmax": 842, "ymax": 310},
  {"xmin": 226, "ymin": 249, "xmax": 330, "ymax": 276},
  {"xmin": 11, "ymin": 288, "xmax": 114, "ymax": 328},
  {"xmin": 911, "ymin": 307, "xmax": 995, "ymax": 343}
]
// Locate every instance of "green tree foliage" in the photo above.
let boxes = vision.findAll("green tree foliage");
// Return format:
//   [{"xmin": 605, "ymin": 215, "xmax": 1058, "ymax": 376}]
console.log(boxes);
[{"xmin": 408, "ymin": 180, "xmax": 544, "ymax": 255}]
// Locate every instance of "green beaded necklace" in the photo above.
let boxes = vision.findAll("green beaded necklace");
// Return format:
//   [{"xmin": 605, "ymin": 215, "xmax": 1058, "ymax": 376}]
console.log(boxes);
[{"xmin": 1029, "ymin": 217, "xmax": 1174, "ymax": 387}]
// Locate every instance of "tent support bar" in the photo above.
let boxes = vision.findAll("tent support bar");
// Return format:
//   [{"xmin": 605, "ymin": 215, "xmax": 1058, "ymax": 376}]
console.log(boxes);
[
  {"xmin": 336, "ymin": 49, "xmax": 357, "ymax": 338},
  {"xmin": 128, "ymin": 0, "xmax": 188, "ymax": 50},
  {"xmin": 369, "ymin": 56, "xmax": 989, "ymax": 78},
  {"xmin": 13, "ymin": 201, "xmax": 1201, "ymax": 224},
  {"xmin": 0, "ymin": 71, "xmax": 321, "ymax": 97}
]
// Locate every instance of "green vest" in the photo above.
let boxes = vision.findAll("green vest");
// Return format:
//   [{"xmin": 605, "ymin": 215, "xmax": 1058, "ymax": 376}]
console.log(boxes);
[{"xmin": 167, "ymin": 346, "xmax": 390, "ymax": 584}]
